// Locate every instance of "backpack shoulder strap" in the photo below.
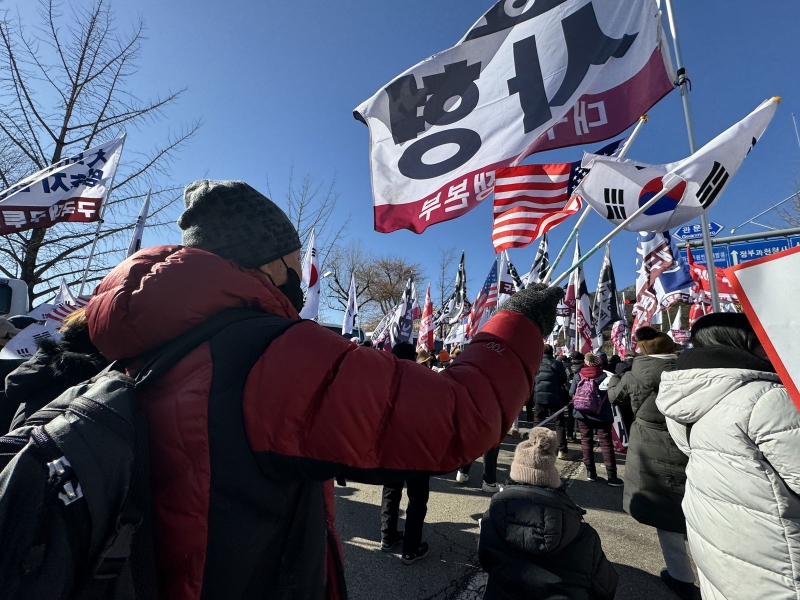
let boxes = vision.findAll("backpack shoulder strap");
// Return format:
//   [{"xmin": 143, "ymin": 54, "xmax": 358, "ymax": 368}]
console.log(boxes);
[{"xmin": 133, "ymin": 309, "xmax": 296, "ymax": 387}]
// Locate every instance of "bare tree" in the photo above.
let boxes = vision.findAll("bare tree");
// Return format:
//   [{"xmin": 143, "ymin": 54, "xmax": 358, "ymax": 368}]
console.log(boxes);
[
  {"xmin": 323, "ymin": 240, "xmax": 423, "ymax": 327},
  {"xmin": 436, "ymin": 247, "xmax": 458, "ymax": 308},
  {"xmin": 0, "ymin": 0, "xmax": 199, "ymax": 305},
  {"xmin": 267, "ymin": 167, "xmax": 349, "ymax": 269}
]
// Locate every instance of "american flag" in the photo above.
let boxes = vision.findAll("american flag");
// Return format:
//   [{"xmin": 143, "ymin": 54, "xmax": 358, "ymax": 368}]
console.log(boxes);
[
  {"xmin": 46, "ymin": 297, "xmax": 90, "ymax": 324},
  {"xmin": 491, "ymin": 139, "xmax": 625, "ymax": 252},
  {"xmin": 467, "ymin": 261, "xmax": 498, "ymax": 340}
]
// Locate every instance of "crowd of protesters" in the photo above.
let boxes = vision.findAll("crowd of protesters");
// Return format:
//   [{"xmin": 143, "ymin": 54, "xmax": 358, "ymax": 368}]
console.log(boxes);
[{"xmin": 0, "ymin": 180, "xmax": 798, "ymax": 600}]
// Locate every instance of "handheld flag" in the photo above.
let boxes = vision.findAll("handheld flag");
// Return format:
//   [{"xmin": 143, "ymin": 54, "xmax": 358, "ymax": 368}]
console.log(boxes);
[
  {"xmin": 525, "ymin": 234, "xmax": 550, "ymax": 287},
  {"xmin": 0, "ymin": 137, "xmax": 124, "ymax": 235},
  {"xmin": 126, "ymin": 190, "xmax": 151, "ymax": 257},
  {"xmin": 449, "ymin": 252, "xmax": 468, "ymax": 324},
  {"xmin": 299, "ymin": 229, "xmax": 321, "ymax": 320},
  {"xmin": 592, "ymin": 244, "xmax": 619, "ymax": 333},
  {"xmin": 575, "ymin": 98, "xmax": 780, "ymax": 232},
  {"xmin": 417, "ymin": 284, "xmax": 435, "ymax": 352},
  {"xmin": 564, "ymin": 238, "xmax": 593, "ymax": 353},
  {"xmin": 390, "ymin": 275, "xmax": 417, "ymax": 345},
  {"xmin": 342, "ymin": 275, "xmax": 358, "ymax": 335},
  {"xmin": 355, "ymin": 1, "xmax": 675, "ymax": 234},
  {"xmin": 467, "ymin": 261, "xmax": 498, "ymax": 340},
  {"xmin": 497, "ymin": 251, "xmax": 518, "ymax": 305}
]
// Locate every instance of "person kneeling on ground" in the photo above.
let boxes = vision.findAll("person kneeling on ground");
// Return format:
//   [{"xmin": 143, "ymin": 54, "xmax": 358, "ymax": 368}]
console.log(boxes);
[{"xmin": 478, "ymin": 428, "xmax": 618, "ymax": 599}]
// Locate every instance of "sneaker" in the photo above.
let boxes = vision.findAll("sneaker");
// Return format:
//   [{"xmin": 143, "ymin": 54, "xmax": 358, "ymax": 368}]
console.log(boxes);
[
  {"xmin": 584, "ymin": 465, "xmax": 597, "ymax": 482},
  {"xmin": 607, "ymin": 476, "xmax": 624, "ymax": 487},
  {"xmin": 481, "ymin": 481, "xmax": 499, "ymax": 493},
  {"xmin": 660, "ymin": 570, "xmax": 701, "ymax": 600},
  {"xmin": 455, "ymin": 471, "xmax": 469, "ymax": 484},
  {"xmin": 401, "ymin": 542, "xmax": 430, "ymax": 565},
  {"xmin": 381, "ymin": 530, "xmax": 404, "ymax": 553},
  {"xmin": 557, "ymin": 450, "xmax": 570, "ymax": 460}
]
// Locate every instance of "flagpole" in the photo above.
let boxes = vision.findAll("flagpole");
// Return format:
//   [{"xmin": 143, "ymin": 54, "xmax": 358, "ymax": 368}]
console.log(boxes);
[
  {"xmin": 79, "ymin": 134, "xmax": 127, "ymax": 297},
  {"xmin": 663, "ymin": 0, "xmax": 720, "ymax": 312},
  {"xmin": 551, "ymin": 184, "xmax": 676, "ymax": 288},
  {"xmin": 543, "ymin": 115, "xmax": 649, "ymax": 283}
]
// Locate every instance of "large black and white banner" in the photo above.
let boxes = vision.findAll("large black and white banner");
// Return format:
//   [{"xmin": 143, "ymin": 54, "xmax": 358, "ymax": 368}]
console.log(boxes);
[
  {"xmin": 0, "ymin": 137, "xmax": 124, "ymax": 235},
  {"xmin": 355, "ymin": 0, "xmax": 675, "ymax": 234}
]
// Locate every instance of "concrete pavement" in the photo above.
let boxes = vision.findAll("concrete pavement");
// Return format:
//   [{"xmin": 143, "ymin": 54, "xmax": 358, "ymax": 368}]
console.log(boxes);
[{"xmin": 335, "ymin": 431, "xmax": 694, "ymax": 600}]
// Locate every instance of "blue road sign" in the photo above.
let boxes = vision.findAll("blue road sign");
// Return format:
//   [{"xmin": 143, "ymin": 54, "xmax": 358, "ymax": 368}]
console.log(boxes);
[
  {"xmin": 789, "ymin": 235, "xmax": 800, "ymax": 248},
  {"xmin": 679, "ymin": 245, "xmax": 730, "ymax": 268},
  {"xmin": 672, "ymin": 222, "xmax": 724, "ymax": 242},
  {"xmin": 728, "ymin": 238, "xmax": 790, "ymax": 266}
]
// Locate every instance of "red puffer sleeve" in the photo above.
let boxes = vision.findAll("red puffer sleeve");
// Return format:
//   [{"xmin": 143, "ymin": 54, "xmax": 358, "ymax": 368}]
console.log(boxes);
[{"xmin": 243, "ymin": 310, "xmax": 543, "ymax": 477}]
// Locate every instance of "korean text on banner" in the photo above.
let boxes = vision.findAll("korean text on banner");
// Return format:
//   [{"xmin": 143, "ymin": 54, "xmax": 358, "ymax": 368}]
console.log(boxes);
[
  {"xmin": 0, "ymin": 137, "xmax": 124, "ymax": 235},
  {"xmin": 355, "ymin": 0, "xmax": 675, "ymax": 234},
  {"xmin": 727, "ymin": 246, "xmax": 800, "ymax": 412}
]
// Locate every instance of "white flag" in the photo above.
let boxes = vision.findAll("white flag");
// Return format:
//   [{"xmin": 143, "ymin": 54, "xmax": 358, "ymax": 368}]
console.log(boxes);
[
  {"xmin": 417, "ymin": 284, "xmax": 435, "ymax": 352},
  {"xmin": 497, "ymin": 251, "xmax": 516, "ymax": 305},
  {"xmin": 525, "ymin": 233, "xmax": 550, "ymax": 287},
  {"xmin": 342, "ymin": 275, "xmax": 358, "ymax": 335},
  {"xmin": 126, "ymin": 190, "xmax": 151, "ymax": 257},
  {"xmin": 355, "ymin": 0, "xmax": 675, "ymax": 234},
  {"xmin": 53, "ymin": 278, "xmax": 78, "ymax": 306},
  {"xmin": 299, "ymin": 229, "xmax": 321, "ymax": 320},
  {"xmin": 0, "ymin": 324, "xmax": 60, "ymax": 360},
  {"xmin": 0, "ymin": 136, "xmax": 124, "ymax": 235},
  {"xmin": 575, "ymin": 97, "xmax": 780, "ymax": 232}
]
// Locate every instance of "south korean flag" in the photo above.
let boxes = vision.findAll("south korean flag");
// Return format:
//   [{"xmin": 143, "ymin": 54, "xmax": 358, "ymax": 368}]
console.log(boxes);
[{"xmin": 573, "ymin": 97, "xmax": 780, "ymax": 232}]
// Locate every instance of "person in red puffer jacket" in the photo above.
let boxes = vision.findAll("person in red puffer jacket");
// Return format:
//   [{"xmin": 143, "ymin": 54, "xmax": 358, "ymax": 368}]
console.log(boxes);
[{"xmin": 86, "ymin": 180, "xmax": 563, "ymax": 600}]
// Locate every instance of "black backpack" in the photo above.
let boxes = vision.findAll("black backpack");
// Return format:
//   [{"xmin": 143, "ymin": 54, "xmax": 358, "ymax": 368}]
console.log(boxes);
[{"xmin": 0, "ymin": 309, "xmax": 295, "ymax": 600}]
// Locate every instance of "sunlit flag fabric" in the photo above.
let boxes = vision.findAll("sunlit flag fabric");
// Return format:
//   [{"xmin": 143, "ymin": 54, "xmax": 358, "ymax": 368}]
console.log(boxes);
[
  {"xmin": 685, "ymin": 246, "xmax": 738, "ymax": 303},
  {"xmin": 299, "ymin": 229, "xmax": 321, "ymax": 320},
  {"xmin": 524, "ymin": 234, "xmax": 550, "ymax": 287},
  {"xmin": 449, "ymin": 252, "xmax": 468, "ymax": 324},
  {"xmin": 564, "ymin": 238, "xmax": 593, "ymax": 353},
  {"xmin": 417, "ymin": 284, "xmax": 435, "ymax": 352},
  {"xmin": 497, "ymin": 251, "xmax": 518, "ymax": 305},
  {"xmin": 592, "ymin": 243, "xmax": 619, "ymax": 333},
  {"xmin": 492, "ymin": 139, "xmax": 624, "ymax": 251},
  {"xmin": 53, "ymin": 278, "xmax": 78, "ymax": 306},
  {"xmin": 632, "ymin": 231, "xmax": 693, "ymax": 331},
  {"xmin": 342, "ymin": 275, "xmax": 358, "ymax": 335},
  {"xmin": 372, "ymin": 304, "xmax": 399, "ymax": 349},
  {"xmin": 0, "ymin": 136, "xmax": 124, "ymax": 235},
  {"xmin": 390, "ymin": 275, "xmax": 418, "ymax": 346},
  {"xmin": 126, "ymin": 190, "xmax": 151, "ymax": 258},
  {"xmin": 467, "ymin": 261, "xmax": 498, "ymax": 340},
  {"xmin": 575, "ymin": 97, "xmax": 780, "ymax": 232},
  {"xmin": 354, "ymin": 0, "xmax": 675, "ymax": 234}
]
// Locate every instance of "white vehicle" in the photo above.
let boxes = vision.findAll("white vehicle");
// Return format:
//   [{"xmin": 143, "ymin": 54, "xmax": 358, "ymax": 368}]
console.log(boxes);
[{"xmin": 0, "ymin": 278, "xmax": 29, "ymax": 317}]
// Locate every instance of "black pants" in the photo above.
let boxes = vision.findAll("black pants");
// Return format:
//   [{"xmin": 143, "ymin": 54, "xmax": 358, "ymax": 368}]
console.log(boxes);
[
  {"xmin": 381, "ymin": 474, "xmax": 430, "ymax": 555},
  {"xmin": 458, "ymin": 445, "xmax": 500, "ymax": 485},
  {"xmin": 532, "ymin": 403, "xmax": 568, "ymax": 452}
]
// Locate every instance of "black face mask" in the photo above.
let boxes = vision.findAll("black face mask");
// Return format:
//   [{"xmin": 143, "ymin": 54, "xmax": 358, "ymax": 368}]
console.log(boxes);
[{"xmin": 275, "ymin": 259, "xmax": 305, "ymax": 313}]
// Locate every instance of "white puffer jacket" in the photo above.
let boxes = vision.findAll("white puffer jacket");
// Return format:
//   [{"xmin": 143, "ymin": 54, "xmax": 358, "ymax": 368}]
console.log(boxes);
[{"xmin": 657, "ymin": 367, "xmax": 800, "ymax": 600}]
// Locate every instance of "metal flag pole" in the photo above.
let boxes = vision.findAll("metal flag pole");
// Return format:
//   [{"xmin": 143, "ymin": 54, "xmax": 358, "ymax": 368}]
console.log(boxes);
[
  {"xmin": 79, "ymin": 134, "xmax": 127, "ymax": 297},
  {"xmin": 543, "ymin": 115, "xmax": 649, "ymax": 283},
  {"xmin": 663, "ymin": 0, "xmax": 720, "ymax": 311},
  {"xmin": 573, "ymin": 236, "xmax": 579, "ymax": 352},
  {"xmin": 551, "ymin": 184, "xmax": 677, "ymax": 287}
]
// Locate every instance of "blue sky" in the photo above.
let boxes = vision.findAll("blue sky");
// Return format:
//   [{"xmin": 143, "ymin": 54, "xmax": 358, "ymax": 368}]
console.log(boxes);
[{"xmin": 23, "ymin": 0, "xmax": 800, "ymax": 311}]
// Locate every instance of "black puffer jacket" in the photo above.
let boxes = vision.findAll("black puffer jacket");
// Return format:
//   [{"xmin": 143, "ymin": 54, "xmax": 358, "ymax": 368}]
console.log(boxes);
[
  {"xmin": 479, "ymin": 484, "xmax": 617, "ymax": 600},
  {"xmin": 533, "ymin": 355, "xmax": 568, "ymax": 405},
  {"xmin": 3, "ymin": 335, "xmax": 107, "ymax": 432},
  {"xmin": 608, "ymin": 355, "xmax": 687, "ymax": 533}
]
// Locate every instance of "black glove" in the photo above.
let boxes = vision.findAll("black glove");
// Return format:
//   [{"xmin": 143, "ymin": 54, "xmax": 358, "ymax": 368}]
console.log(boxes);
[{"xmin": 498, "ymin": 283, "xmax": 564, "ymax": 337}]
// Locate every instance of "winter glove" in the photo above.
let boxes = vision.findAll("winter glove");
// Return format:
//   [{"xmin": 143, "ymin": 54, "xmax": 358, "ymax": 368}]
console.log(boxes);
[{"xmin": 498, "ymin": 283, "xmax": 564, "ymax": 337}]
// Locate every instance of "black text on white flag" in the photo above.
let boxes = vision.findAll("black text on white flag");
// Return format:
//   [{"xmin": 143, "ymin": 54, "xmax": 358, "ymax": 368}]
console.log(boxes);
[{"xmin": 355, "ymin": 0, "xmax": 675, "ymax": 234}]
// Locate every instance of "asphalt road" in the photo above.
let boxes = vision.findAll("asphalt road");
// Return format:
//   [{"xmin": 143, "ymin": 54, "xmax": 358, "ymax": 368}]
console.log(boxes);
[{"xmin": 334, "ymin": 428, "xmax": 694, "ymax": 600}]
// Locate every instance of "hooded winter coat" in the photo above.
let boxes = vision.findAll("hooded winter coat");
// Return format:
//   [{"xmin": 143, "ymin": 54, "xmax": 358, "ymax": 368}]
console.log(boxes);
[
  {"xmin": 656, "ymin": 346, "xmax": 800, "ymax": 600},
  {"xmin": 570, "ymin": 365, "xmax": 613, "ymax": 423},
  {"xmin": 3, "ymin": 336, "xmax": 107, "ymax": 432},
  {"xmin": 533, "ymin": 354, "xmax": 568, "ymax": 406},
  {"xmin": 607, "ymin": 355, "xmax": 686, "ymax": 533},
  {"xmin": 86, "ymin": 246, "xmax": 545, "ymax": 600},
  {"xmin": 479, "ymin": 484, "xmax": 617, "ymax": 600}
]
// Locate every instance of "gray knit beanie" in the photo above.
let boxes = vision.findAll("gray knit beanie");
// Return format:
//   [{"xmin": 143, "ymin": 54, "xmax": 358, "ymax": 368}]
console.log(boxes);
[
  {"xmin": 510, "ymin": 429, "xmax": 562, "ymax": 489},
  {"xmin": 178, "ymin": 180, "xmax": 301, "ymax": 269}
]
